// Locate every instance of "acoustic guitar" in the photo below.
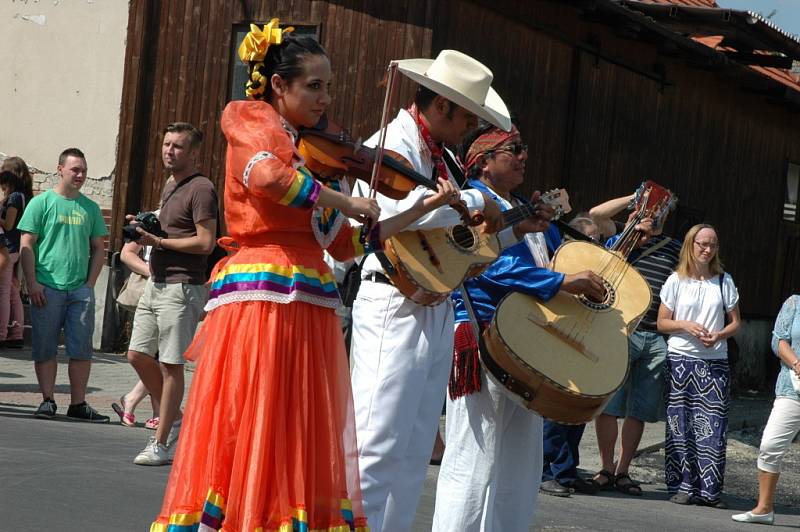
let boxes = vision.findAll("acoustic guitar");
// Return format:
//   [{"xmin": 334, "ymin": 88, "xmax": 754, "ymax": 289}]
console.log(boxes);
[
  {"xmin": 481, "ymin": 181, "xmax": 676, "ymax": 424},
  {"xmin": 380, "ymin": 190, "xmax": 571, "ymax": 306}
]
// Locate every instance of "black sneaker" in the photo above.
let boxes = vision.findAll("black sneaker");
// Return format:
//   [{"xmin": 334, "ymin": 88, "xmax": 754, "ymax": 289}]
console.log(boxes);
[
  {"xmin": 66, "ymin": 402, "xmax": 110, "ymax": 423},
  {"xmin": 34, "ymin": 399, "xmax": 57, "ymax": 419}
]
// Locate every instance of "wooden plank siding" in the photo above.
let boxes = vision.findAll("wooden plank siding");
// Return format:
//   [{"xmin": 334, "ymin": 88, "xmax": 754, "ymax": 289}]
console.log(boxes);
[
  {"xmin": 430, "ymin": 1, "xmax": 800, "ymax": 316},
  {"xmin": 112, "ymin": 0, "xmax": 436, "ymax": 252},
  {"xmin": 112, "ymin": 0, "xmax": 800, "ymax": 317}
]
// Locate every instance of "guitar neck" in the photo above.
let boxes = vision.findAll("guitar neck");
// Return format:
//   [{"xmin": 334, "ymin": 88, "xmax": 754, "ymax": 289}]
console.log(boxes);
[
  {"xmin": 501, "ymin": 198, "xmax": 565, "ymax": 229},
  {"xmin": 610, "ymin": 211, "xmax": 646, "ymax": 257}
]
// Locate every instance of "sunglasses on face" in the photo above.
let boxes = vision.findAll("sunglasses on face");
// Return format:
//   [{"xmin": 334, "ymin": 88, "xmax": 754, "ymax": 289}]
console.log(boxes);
[{"xmin": 491, "ymin": 142, "xmax": 528, "ymax": 156}]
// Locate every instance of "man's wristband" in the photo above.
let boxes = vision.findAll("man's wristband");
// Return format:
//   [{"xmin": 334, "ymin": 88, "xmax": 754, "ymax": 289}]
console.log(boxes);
[{"xmin": 156, "ymin": 237, "xmax": 164, "ymax": 251}]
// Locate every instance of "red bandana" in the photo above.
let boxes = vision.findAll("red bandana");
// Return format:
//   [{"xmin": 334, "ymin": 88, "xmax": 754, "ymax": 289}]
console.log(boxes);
[
  {"xmin": 408, "ymin": 104, "xmax": 449, "ymax": 181},
  {"xmin": 464, "ymin": 126, "xmax": 520, "ymax": 172}
]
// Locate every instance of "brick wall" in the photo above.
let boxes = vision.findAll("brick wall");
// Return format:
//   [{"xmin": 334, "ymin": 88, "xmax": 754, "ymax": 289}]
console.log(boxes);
[{"xmin": 31, "ymin": 169, "xmax": 114, "ymax": 210}]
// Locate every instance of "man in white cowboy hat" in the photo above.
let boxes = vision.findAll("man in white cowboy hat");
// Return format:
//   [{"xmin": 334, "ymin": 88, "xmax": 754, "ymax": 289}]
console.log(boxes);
[{"xmin": 349, "ymin": 49, "xmax": 524, "ymax": 532}]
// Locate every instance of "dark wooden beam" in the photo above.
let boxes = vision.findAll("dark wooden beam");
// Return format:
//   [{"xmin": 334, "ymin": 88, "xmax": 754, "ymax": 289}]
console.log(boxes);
[{"xmin": 721, "ymin": 52, "xmax": 794, "ymax": 69}]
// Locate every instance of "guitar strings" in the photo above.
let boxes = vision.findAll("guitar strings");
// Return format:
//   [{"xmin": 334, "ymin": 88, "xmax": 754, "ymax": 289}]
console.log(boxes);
[{"xmin": 563, "ymin": 208, "xmax": 647, "ymax": 345}]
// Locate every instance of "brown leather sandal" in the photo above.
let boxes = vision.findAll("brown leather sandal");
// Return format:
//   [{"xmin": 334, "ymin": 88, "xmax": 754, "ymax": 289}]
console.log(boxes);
[
  {"xmin": 614, "ymin": 473, "xmax": 643, "ymax": 496},
  {"xmin": 592, "ymin": 469, "xmax": 615, "ymax": 491}
]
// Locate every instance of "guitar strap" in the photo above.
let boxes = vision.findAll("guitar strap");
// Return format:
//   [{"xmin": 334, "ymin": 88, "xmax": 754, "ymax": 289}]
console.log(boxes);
[
  {"xmin": 443, "ymin": 150, "xmax": 467, "ymax": 189},
  {"xmin": 460, "ymin": 283, "xmax": 483, "ymax": 343},
  {"xmin": 555, "ymin": 219, "xmax": 594, "ymax": 242}
]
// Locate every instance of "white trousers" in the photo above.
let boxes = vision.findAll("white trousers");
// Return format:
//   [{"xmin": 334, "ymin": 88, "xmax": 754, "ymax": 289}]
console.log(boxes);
[
  {"xmin": 432, "ymin": 370, "xmax": 544, "ymax": 532},
  {"xmin": 350, "ymin": 280, "xmax": 455, "ymax": 532},
  {"xmin": 757, "ymin": 396, "xmax": 800, "ymax": 473}
]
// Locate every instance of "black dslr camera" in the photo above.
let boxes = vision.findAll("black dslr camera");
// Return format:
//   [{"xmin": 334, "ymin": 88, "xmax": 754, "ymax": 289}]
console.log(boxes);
[{"xmin": 122, "ymin": 211, "xmax": 167, "ymax": 242}]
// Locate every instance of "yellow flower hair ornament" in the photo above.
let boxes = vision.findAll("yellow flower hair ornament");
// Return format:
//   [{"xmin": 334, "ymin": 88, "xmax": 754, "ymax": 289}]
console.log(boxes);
[
  {"xmin": 246, "ymin": 62, "xmax": 267, "ymax": 99},
  {"xmin": 238, "ymin": 18, "xmax": 295, "ymax": 63}
]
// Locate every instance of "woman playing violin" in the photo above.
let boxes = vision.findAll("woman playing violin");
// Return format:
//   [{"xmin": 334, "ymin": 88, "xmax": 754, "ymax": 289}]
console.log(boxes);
[{"xmin": 150, "ymin": 19, "xmax": 455, "ymax": 532}]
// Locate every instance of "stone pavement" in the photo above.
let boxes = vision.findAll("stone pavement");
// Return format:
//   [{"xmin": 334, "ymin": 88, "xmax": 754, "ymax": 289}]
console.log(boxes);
[
  {"xmin": 0, "ymin": 346, "xmax": 786, "ymax": 531},
  {"xmin": 0, "ymin": 344, "xmax": 773, "ymax": 447},
  {"xmin": 0, "ymin": 346, "xmax": 194, "ymax": 426}
]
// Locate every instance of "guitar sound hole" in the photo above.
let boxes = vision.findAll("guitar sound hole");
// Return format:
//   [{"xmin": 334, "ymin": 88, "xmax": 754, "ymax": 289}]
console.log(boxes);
[
  {"xmin": 449, "ymin": 225, "xmax": 476, "ymax": 251},
  {"xmin": 577, "ymin": 278, "xmax": 616, "ymax": 310}
]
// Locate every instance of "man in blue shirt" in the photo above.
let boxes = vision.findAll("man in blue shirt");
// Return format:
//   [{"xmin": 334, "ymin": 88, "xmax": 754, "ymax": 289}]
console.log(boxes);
[{"xmin": 431, "ymin": 124, "xmax": 603, "ymax": 531}]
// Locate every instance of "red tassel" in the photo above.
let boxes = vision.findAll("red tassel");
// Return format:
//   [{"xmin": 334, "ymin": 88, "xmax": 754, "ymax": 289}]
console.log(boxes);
[{"xmin": 449, "ymin": 322, "xmax": 483, "ymax": 399}]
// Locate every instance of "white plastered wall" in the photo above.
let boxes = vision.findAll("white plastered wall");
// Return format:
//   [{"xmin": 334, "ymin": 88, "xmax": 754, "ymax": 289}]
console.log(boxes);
[{"xmin": 0, "ymin": 0, "xmax": 129, "ymax": 208}]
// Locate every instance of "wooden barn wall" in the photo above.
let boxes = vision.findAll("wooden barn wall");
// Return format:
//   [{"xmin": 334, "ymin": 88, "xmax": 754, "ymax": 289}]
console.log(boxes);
[
  {"xmin": 112, "ymin": 0, "xmax": 436, "ymax": 252},
  {"xmin": 113, "ymin": 0, "xmax": 800, "ymax": 316},
  {"xmin": 431, "ymin": 0, "xmax": 800, "ymax": 317}
]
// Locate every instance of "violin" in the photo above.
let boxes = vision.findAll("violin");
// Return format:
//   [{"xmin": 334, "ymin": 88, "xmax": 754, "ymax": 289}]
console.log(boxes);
[{"xmin": 298, "ymin": 118, "xmax": 482, "ymax": 227}]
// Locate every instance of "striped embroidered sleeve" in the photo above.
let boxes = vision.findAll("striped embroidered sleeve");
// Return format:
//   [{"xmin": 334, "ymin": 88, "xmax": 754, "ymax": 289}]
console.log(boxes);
[
  {"xmin": 243, "ymin": 157, "xmax": 320, "ymax": 209},
  {"xmin": 221, "ymin": 101, "xmax": 321, "ymax": 209}
]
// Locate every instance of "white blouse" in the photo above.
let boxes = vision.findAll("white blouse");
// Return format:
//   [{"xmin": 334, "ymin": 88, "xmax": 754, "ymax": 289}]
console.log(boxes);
[{"xmin": 659, "ymin": 272, "xmax": 739, "ymax": 360}]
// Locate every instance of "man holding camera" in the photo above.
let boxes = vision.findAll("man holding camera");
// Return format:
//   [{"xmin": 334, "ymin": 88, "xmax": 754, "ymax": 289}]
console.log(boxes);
[
  {"xmin": 126, "ymin": 122, "xmax": 218, "ymax": 466},
  {"xmin": 19, "ymin": 148, "xmax": 109, "ymax": 422}
]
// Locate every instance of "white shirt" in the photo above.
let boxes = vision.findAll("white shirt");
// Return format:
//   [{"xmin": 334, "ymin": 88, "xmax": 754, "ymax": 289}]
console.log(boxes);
[
  {"xmin": 357, "ymin": 108, "xmax": 517, "ymax": 277},
  {"xmin": 659, "ymin": 272, "xmax": 739, "ymax": 360}
]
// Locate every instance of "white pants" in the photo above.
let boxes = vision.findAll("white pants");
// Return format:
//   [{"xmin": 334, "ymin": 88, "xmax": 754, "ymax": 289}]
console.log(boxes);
[
  {"xmin": 432, "ymin": 370, "xmax": 544, "ymax": 532},
  {"xmin": 350, "ymin": 280, "xmax": 455, "ymax": 532},
  {"xmin": 757, "ymin": 396, "xmax": 800, "ymax": 473}
]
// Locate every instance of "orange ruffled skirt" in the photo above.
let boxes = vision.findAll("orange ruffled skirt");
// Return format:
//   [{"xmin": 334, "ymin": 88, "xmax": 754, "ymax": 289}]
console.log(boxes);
[{"xmin": 150, "ymin": 299, "xmax": 368, "ymax": 531}]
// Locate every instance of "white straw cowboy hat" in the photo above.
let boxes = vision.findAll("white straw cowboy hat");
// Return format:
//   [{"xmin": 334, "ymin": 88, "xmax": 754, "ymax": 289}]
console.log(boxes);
[{"xmin": 395, "ymin": 49, "xmax": 512, "ymax": 132}]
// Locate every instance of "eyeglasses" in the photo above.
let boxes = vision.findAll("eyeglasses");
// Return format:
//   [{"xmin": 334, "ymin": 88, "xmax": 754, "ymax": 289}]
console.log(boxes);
[
  {"xmin": 693, "ymin": 240, "xmax": 718, "ymax": 250},
  {"xmin": 491, "ymin": 143, "xmax": 528, "ymax": 156}
]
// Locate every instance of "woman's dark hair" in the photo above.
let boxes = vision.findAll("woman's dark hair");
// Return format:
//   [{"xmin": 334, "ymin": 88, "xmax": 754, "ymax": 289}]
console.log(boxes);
[
  {"xmin": 0, "ymin": 170, "xmax": 28, "ymax": 208},
  {"xmin": 0, "ymin": 156, "xmax": 34, "ymax": 202},
  {"xmin": 457, "ymin": 121, "xmax": 497, "ymax": 181},
  {"xmin": 248, "ymin": 35, "xmax": 327, "ymax": 102}
]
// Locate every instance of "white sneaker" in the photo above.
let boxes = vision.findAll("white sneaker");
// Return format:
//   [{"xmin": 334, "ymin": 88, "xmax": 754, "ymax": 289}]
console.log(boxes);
[
  {"xmin": 731, "ymin": 510, "xmax": 774, "ymax": 525},
  {"xmin": 165, "ymin": 417, "xmax": 182, "ymax": 449},
  {"xmin": 133, "ymin": 436, "xmax": 171, "ymax": 466}
]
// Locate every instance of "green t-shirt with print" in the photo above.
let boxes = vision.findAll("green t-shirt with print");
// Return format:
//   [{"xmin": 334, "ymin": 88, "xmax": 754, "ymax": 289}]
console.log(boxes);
[{"xmin": 17, "ymin": 189, "xmax": 108, "ymax": 290}]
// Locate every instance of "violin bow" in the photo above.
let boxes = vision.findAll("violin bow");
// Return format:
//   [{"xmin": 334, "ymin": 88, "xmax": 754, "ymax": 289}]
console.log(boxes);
[{"xmin": 360, "ymin": 61, "xmax": 400, "ymax": 243}]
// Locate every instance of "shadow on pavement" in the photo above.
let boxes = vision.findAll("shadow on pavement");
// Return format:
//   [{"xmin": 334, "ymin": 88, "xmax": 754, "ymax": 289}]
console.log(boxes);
[
  {"xmin": 0, "ymin": 350, "xmax": 126, "ymax": 364},
  {"xmin": 0, "ymin": 383, "xmax": 101, "ymax": 394}
]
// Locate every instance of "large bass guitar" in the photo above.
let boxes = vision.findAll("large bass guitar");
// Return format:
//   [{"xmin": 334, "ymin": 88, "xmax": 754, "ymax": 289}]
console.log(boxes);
[
  {"xmin": 381, "ymin": 190, "xmax": 571, "ymax": 306},
  {"xmin": 481, "ymin": 181, "xmax": 676, "ymax": 424}
]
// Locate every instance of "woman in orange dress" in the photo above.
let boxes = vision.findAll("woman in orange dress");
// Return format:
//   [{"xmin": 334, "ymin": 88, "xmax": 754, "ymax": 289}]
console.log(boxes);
[{"xmin": 151, "ymin": 20, "xmax": 456, "ymax": 532}]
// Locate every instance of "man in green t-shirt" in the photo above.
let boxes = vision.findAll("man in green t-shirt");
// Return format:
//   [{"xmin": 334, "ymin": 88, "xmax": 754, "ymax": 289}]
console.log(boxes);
[{"xmin": 18, "ymin": 148, "xmax": 110, "ymax": 422}]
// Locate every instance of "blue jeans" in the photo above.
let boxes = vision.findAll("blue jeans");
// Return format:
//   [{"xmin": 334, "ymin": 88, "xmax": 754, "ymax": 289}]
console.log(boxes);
[
  {"xmin": 542, "ymin": 421, "xmax": 586, "ymax": 484},
  {"xmin": 30, "ymin": 284, "xmax": 95, "ymax": 361}
]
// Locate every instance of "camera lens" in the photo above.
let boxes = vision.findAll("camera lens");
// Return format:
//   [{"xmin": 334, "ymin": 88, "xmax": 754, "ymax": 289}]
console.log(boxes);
[{"xmin": 122, "ymin": 224, "xmax": 141, "ymax": 242}]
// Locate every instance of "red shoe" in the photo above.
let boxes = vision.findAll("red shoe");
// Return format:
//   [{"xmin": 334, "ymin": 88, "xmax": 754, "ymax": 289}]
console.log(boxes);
[{"xmin": 111, "ymin": 396, "xmax": 136, "ymax": 427}]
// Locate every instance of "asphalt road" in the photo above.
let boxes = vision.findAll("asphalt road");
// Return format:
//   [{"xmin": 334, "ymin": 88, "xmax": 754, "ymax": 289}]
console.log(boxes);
[{"xmin": 3, "ymin": 401, "xmax": 800, "ymax": 532}]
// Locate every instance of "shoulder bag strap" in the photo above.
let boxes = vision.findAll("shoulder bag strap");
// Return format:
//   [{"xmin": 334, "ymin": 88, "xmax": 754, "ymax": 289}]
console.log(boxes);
[
  {"xmin": 631, "ymin": 236, "xmax": 672, "ymax": 265},
  {"xmin": 160, "ymin": 172, "xmax": 204, "ymax": 209}
]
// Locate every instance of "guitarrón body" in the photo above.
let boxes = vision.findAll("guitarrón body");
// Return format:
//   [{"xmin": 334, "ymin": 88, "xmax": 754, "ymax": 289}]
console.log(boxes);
[{"xmin": 483, "ymin": 240, "xmax": 652, "ymax": 424}]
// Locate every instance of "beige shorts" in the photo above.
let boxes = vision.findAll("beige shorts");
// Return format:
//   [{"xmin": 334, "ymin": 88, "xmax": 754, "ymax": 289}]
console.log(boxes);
[{"xmin": 128, "ymin": 280, "xmax": 208, "ymax": 365}]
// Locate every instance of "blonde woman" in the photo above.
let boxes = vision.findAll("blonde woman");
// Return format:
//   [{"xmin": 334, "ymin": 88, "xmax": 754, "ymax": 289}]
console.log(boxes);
[{"xmin": 657, "ymin": 224, "xmax": 741, "ymax": 508}]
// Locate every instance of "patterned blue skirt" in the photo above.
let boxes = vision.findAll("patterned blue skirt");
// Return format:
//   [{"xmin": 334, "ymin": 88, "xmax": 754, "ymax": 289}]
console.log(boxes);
[{"xmin": 664, "ymin": 353, "xmax": 730, "ymax": 503}]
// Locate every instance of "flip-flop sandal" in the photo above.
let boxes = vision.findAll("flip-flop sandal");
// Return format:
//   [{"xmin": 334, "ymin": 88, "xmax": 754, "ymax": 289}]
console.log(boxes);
[
  {"xmin": 592, "ymin": 469, "xmax": 615, "ymax": 491},
  {"xmin": 111, "ymin": 396, "xmax": 136, "ymax": 427},
  {"xmin": 614, "ymin": 473, "xmax": 643, "ymax": 496},
  {"xmin": 145, "ymin": 417, "xmax": 160, "ymax": 430}
]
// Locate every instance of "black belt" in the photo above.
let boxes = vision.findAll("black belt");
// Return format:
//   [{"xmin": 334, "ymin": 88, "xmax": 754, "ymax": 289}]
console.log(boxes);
[{"xmin": 366, "ymin": 272, "xmax": 393, "ymax": 285}]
